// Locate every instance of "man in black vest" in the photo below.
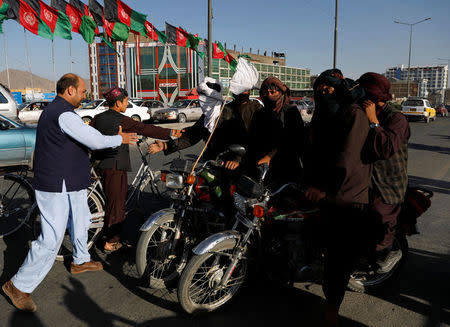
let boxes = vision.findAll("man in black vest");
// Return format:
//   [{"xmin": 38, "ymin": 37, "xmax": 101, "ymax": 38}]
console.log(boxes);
[
  {"xmin": 359, "ymin": 72, "xmax": 410, "ymax": 273},
  {"xmin": 2, "ymin": 73, "xmax": 138, "ymax": 312}
]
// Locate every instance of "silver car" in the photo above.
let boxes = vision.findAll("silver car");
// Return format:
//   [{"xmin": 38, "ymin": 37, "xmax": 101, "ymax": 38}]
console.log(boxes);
[{"xmin": 153, "ymin": 99, "xmax": 202, "ymax": 123}]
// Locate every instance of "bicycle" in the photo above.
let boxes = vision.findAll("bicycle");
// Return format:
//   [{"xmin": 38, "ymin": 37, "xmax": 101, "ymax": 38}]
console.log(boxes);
[
  {"xmin": 0, "ymin": 167, "xmax": 36, "ymax": 238},
  {"xmin": 34, "ymin": 137, "xmax": 164, "ymax": 261}
]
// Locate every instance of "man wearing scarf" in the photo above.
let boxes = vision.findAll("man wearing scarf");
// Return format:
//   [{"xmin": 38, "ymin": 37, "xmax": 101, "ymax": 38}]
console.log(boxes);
[
  {"xmin": 304, "ymin": 69, "xmax": 373, "ymax": 327},
  {"xmin": 149, "ymin": 59, "xmax": 262, "ymax": 169},
  {"xmin": 243, "ymin": 76, "xmax": 305, "ymax": 185},
  {"xmin": 358, "ymin": 72, "xmax": 410, "ymax": 272}
]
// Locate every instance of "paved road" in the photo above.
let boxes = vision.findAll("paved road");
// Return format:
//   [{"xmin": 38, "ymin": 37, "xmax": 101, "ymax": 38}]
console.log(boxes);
[{"xmin": 0, "ymin": 118, "xmax": 449, "ymax": 327}]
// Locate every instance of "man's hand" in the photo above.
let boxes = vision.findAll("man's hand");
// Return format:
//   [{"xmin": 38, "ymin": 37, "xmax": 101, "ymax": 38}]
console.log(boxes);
[
  {"xmin": 148, "ymin": 140, "xmax": 166, "ymax": 154},
  {"xmin": 257, "ymin": 149, "xmax": 277, "ymax": 166},
  {"xmin": 171, "ymin": 129, "xmax": 184, "ymax": 138},
  {"xmin": 362, "ymin": 100, "xmax": 379, "ymax": 124},
  {"xmin": 305, "ymin": 187, "xmax": 326, "ymax": 203},
  {"xmin": 118, "ymin": 125, "xmax": 138, "ymax": 145},
  {"xmin": 224, "ymin": 161, "xmax": 239, "ymax": 170}
]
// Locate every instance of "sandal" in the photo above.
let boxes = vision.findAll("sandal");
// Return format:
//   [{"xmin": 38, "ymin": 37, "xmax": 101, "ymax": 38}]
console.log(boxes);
[{"xmin": 104, "ymin": 241, "xmax": 123, "ymax": 253}]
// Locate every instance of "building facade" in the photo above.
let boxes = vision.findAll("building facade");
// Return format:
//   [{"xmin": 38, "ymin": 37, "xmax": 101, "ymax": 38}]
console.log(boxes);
[
  {"xmin": 89, "ymin": 35, "xmax": 311, "ymax": 104},
  {"xmin": 385, "ymin": 64, "xmax": 448, "ymax": 102}
]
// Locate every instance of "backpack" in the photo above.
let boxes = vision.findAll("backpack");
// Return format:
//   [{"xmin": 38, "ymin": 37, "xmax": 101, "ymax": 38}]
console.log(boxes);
[{"xmin": 397, "ymin": 187, "xmax": 433, "ymax": 235}]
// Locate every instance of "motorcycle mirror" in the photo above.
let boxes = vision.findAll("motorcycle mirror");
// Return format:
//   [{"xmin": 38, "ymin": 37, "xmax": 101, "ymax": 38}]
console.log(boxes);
[{"xmin": 228, "ymin": 144, "xmax": 246, "ymax": 157}]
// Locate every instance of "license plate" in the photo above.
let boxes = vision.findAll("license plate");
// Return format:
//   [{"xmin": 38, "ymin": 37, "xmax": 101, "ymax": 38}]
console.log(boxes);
[{"xmin": 410, "ymin": 108, "xmax": 416, "ymax": 112}]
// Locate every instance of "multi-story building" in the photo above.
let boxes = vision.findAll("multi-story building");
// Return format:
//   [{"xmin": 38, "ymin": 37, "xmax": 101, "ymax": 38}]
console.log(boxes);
[
  {"xmin": 388, "ymin": 79, "xmax": 420, "ymax": 100},
  {"xmin": 385, "ymin": 64, "xmax": 448, "ymax": 102},
  {"xmin": 88, "ymin": 34, "xmax": 311, "ymax": 104}
]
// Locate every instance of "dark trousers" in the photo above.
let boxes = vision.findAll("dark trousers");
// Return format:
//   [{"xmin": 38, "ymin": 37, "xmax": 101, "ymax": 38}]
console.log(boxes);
[
  {"xmin": 370, "ymin": 193, "xmax": 401, "ymax": 251},
  {"xmin": 98, "ymin": 164, "xmax": 128, "ymax": 241},
  {"xmin": 321, "ymin": 204, "xmax": 381, "ymax": 306}
]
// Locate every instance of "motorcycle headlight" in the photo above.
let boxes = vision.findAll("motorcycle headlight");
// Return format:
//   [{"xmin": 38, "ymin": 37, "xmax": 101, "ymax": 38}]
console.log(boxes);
[
  {"xmin": 166, "ymin": 173, "xmax": 184, "ymax": 189},
  {"xmin": 233, "ymin": 192, "xmax": 247, "ymax": 213}
]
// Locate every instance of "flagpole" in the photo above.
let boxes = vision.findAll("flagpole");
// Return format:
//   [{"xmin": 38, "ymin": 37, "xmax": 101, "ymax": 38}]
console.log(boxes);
[
  {"xmin": 24, "ymin": 28, "xmax": 34, "ymax": 98},
  {"xmin": 70, "ymin": 40, "xmax": 73, "ymax": 72},
  {"xmin": 2, "ymin": 31, "xmax": 11, "ymax": 89},
  {"xmin": 52, "ymin": 40, "xmax": 56, "ymax": 92}
]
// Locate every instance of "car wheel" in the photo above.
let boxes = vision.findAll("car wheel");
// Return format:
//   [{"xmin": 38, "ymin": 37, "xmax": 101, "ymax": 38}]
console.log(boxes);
[
  {"xmin": 178, "ymin": 113, "xmax": 187, "ymax": 123},
  {"xmin": 131, "ymin": 115, "xmax": 141, "ymax": 122},
  {"xmin": 82, "ymin": 117, "xmax": 92, "ymax": 125}
]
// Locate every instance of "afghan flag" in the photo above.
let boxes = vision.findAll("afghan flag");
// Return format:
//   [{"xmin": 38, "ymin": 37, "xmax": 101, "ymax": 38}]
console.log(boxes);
[
  {"xmin": 104, "ymin": 0, "xmax": 145, "ymax": 35},
  {"xmin": 5, "ymin": 0, "xmax": 53, "ymax": 39},
  {"xmin": 87, "ymin": 0, "xmax": 102, "ymax": 27},
  {"xmin": 103, "ymin": 15, "xmax": 128, "ymax": 41},
  {"xmin": 69, "ymin": 0, "xmax": 97, "ymax": 42},
  {"xmin": 165, "ymin": 22, "xmax": 205, "ymax": 58},
  {"xmin": 144, "ymin": 20, "xmax": 166, "ymax": 44},
  {"xmin": 0, "ymin": 0, "xmax": 10, "ymax": 33},
  {"xmin": 213, "ymin": 41, "xmax": 237, "ymax": 71},
  {"xmin": 24, "ymin": 0, "xmax": 72, "ymax": 39}
]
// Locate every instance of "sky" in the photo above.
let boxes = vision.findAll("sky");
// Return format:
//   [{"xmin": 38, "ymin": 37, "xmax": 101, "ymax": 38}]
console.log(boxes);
[{"xmin": 1, "ymin": 0, "xmax": 449, "ymax": 85}]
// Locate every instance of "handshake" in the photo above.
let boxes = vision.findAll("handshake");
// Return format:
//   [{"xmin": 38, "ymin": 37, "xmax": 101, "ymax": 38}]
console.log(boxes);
[{"xmin": 147, "ymin": 129, "xmax": 183, "ymax": 154}]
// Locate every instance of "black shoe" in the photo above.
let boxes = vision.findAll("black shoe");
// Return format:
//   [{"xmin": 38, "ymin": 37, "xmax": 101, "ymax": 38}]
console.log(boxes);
[{"xmin": 376, "ymin": 249, "xmax": 402, "ymax": 274}]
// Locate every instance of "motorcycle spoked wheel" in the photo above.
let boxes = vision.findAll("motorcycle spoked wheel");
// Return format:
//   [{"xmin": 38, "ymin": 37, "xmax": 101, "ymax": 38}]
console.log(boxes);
[
  {"xmin": 178, "ymin": 238, "xmax": 247, "ymax": 314},
  {"xmin": 348, "ymin": 235, "xmax": 408, "ymax": 293},
  {"xmin": 136, "ymin": 215, "xmax": 192, "ymax": 289}
]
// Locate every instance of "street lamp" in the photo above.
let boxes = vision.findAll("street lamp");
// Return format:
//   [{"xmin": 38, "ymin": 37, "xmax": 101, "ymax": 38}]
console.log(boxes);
[
  {"xmin": 394, "ymin": 17, "xmax": 431, "ymax": 97},
  {"xmin": 437, "ymin": 58, "xmax": 450, "ymax": 104}
]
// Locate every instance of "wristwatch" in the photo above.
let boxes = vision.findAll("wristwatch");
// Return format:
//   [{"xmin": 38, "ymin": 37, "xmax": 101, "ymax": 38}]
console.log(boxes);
[{"xmin": 370, "ymin": 123, "xmax": 380, "ymax": 128}]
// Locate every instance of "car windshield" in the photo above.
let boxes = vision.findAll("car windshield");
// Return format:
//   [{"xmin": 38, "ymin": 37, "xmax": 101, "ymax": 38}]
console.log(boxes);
[
  {"xmin": 172, "ymin": 100, "xmax": 191, "ymax": 108},
  {"xmin": 18, "ymin": 103, "xmax": 29, "ymax": 110},
  {"xmin": 81, "ymin": 100, "xmax": 103, "ymax": 109},
  {"xmin": 403, "ymin": 100, "xmax": 424, "ymax": 106}
]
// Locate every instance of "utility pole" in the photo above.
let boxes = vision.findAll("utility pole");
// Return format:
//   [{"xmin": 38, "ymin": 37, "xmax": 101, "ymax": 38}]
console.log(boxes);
[
  {"xmin": 333, "ymin": 0, "xmax": 338, "ymax": 68},
  {"xmin": 207, "ymin": 0, "xmax": 213, "ymax": 77},
  {"xmin": 394, "ymin": 17, "xmax": 431, "ymax": 97}
]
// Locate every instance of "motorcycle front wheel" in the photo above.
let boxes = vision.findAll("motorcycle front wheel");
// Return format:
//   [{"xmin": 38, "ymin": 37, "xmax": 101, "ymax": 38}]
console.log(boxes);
[
  {"xmin": 178, "ymin": 238, "xmax": 247, "ymax": 314},
  {"xmin": 136, "ymin": 215, "xmax": 191, "ymax": 289},
  {"xmin": 348, "ymin": 235, "xmax": 408, "ymax": 293}
]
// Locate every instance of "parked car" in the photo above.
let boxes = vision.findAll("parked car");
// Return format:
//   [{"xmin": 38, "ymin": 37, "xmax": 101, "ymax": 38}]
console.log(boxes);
[
  {"xmin": 0, "ymin": 83, "xmax": 18, "ymax": 121},
  {"xmin": 401, "ymin": 97, "xmax": 436, "ymax": 123},
  {"xmin": 75, "ymin": 99, "xmax": 151, "ymax": 124},
  {"xmin": 0, "ymin": 114, "xmax": 36, "ymax": 169},
  {"xmin": 153, "ymin": 99, "xmax": 201, "ymax": 123},
  {"xmin": 18, "ymin": 101, "xmax": 50, "ymax": 124},
  {"xmin": 435, "ymin": 104, "xmax": 448, "ymax": 117}
]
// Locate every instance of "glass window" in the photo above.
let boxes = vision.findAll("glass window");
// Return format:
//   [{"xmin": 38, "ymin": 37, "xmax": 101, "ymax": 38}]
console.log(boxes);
[
  {"xmin": 159, "ymin": 67, "xmax": 177, "ymax": 79},
  {"xmin": 139, "ymin": 75, "xmax": 157, "ymax": 90},
  {"xmin": 268, "ymin": 65, "xmax": 273, "ymax": 73},
  {"xmin": 0, "ymin": 92, "xmax": 7, "ymax": 104},
  {"xmin": 140, "ymin": 47, "xmax": 155, "ymax": 70},
  {"xmin": 281, "ymin": 67, "xmax": 286, "ymax": 74},
  {"xmin": 254, "ymin": 63, "xmax": 260, "ymax": 70},
  {"xmin": 180, "ymin": 73, "xmax": 190, "ymax": 90},
  {"xmin": 220, "ymin": 60, "xmax": 228, "ymax": 68},
  {"xmin": 179, "ymin": 48, "xmax": 187, "ymax": 69}
]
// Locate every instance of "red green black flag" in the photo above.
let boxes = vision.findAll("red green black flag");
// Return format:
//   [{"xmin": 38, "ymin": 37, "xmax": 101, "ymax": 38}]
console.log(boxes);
[
  {"xmin": 104, "ymin": 0, "xmax": 146, "ymax": 35},
  {"xmin": 5, "ymin": 0, "xmax": 53, "ymax": 39},
  {"xmin": 144, "ymin": 20, "xmax": 166, "ymax": 44}
]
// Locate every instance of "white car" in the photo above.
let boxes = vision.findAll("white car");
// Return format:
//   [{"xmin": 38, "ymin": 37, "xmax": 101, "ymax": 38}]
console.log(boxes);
[
  {"xmin": 75, "ymin": 99, "xmax": 151, "ymax": 124},
  {"xmin": 18, "ymin": 101, "xmax": 50, "ymax": 124}
]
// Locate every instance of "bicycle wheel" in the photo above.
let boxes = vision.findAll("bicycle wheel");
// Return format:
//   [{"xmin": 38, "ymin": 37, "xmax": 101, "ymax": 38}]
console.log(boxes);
[{"xmin": 0, "ymin": 174, "xmax": 35, "ymax": 238}]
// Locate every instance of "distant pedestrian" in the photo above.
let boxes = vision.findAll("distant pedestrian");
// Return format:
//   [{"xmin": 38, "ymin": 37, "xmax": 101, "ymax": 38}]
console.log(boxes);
[{"xmin": 2, "ymin": 73, "xmax": 138, "ymax": 313}]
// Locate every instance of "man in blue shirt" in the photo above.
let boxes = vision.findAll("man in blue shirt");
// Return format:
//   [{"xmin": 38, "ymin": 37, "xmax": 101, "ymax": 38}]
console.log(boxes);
[{"xmin": 2, "ymin": 73, "xmax": 138, "ymax": 312}]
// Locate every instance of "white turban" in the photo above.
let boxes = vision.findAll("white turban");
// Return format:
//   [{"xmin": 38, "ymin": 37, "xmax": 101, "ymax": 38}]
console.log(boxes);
[
  {"xmin": 197, "ymin": 77, "xmax": 223, "ymax": 133},
  {"xmin": 229, "ymin": 58, "xmax": 259, "ymax": 95}
]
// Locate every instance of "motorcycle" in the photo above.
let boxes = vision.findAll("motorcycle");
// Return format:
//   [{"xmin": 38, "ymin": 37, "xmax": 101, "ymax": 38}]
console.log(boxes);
[
  {"xmin": 177, "ymin": 165, "xmax": 432, "ymax": 314},
  {"xmin": 135, "ymin": 145, "xmax": 245, "ymax": 289}
]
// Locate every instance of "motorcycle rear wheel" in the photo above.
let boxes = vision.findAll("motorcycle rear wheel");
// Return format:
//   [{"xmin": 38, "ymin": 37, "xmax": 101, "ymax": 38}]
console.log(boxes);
[
  {"xmin": 178, "ymin": 238, "xmax": 246, "ymax": 314},
  {"xmin": 348, "ymin": 235, "xmax": 408, "ymax": 293},
  {"xmin": 136, "ymin": 215, "xmax": 191, "ymax": 289}
]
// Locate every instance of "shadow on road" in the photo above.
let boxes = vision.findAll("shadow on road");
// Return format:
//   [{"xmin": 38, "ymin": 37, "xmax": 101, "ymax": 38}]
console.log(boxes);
[
  {"xmin": 372, "ymin": 248, "xmax": 450, "ymax": 327},
  {"xmin": 429, "ymin": 134, "xmax": 450, "ymax": 141},
  {"xmin": 0, "ymin": 227, "xmax": 32, "ymax": 285},
  {"xmin": 408, "ymin": 175, "xmax": 450, "ymax": 195},
  {"xmin": 408, "ymin": 143, "xmax": 450, "ymax": 155}
]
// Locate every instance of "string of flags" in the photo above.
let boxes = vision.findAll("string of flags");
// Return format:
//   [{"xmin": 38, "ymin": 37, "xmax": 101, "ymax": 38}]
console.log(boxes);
[{"xmin": 0, "ymin": 0, "xmax": 238, "ymax": 71}]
